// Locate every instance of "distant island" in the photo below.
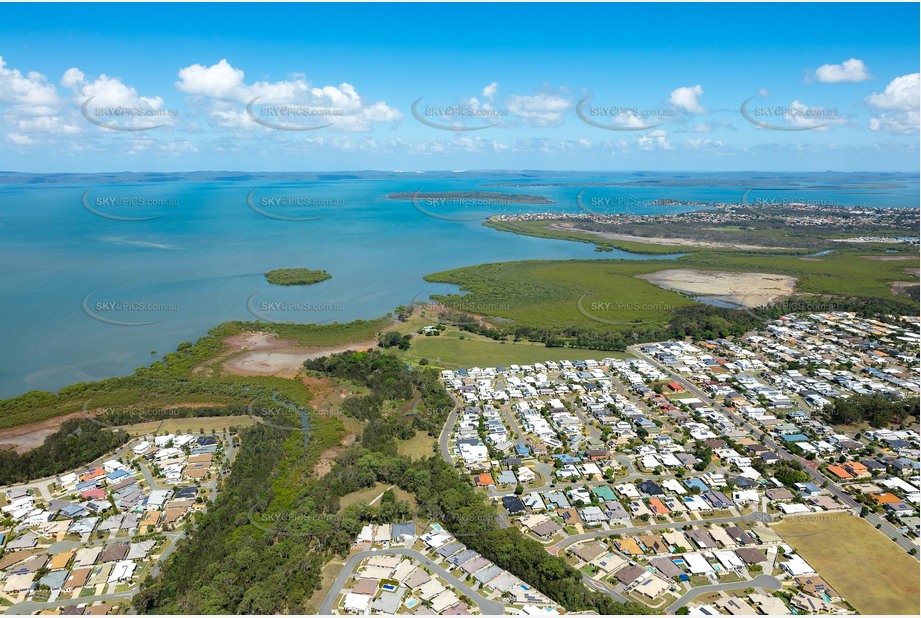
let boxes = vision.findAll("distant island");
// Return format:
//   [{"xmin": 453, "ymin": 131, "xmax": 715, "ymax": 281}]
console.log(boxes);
[
  {"xmin": 387, "ymin": 191, "xmax": 554, "ymax": 204},
  {"xmin": 264, "ymin": 268, "xmax": 332, "ymax": 286}
]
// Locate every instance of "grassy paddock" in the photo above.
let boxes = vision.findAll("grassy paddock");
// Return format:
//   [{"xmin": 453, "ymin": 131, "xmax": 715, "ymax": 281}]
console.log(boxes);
[
  {"xmin": 773, "ymin": 514, "xmax": 920, "ymax": 615},
  {"xmin": 116, "ymin": 415, "xmax": 257, "ymax": 436},
  {"xmin": 399, "ymin": 329, "xmax": 632, "ymax": 368},
  {"xmin": 397, "ymin": 430, "xmax": 438, "ymax": 460},
  {"xmin": 338, "ymin": 483, "xmax": 417, "ymax": 512}
]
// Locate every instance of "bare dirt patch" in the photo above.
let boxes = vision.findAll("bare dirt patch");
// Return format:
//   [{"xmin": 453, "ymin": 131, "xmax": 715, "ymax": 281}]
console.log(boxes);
[
  {"xmin": 638, "ymin": 269, "xmax": 797, "ymax": 308},
  {"xmin": 860, "ymin": 254, "xmax": 918, "ymax": 261},
  {"xmin": 549, "ymin": 223, "xmax": 784, "ymax": 251},
  {"xmin": 223, "ymin": 331, "xmax": 298, "ymax": 351},
  {"xmin": 301, "ymin": 374, "xmax": 353, "ymax": 418},
  {"xmin": 161, "ymin": 402, "xmax": 225, "ymax": 410},
  {"xmin": 222, "ymin": 338, "xmax": 377, "ymax": 378},
  {"xmin": 0, "ymin": 411, "xmax": 85, "ymax": 453}
]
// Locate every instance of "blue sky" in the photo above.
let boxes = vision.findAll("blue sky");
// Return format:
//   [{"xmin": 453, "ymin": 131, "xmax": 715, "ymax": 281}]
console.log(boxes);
[{"xmin": 0, "ymin": 2, "xmax": 918, "ymax": 172}]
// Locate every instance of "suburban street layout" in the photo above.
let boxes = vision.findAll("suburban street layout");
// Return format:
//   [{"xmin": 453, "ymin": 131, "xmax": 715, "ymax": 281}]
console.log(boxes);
[
  {"xmin": 2, "ymin": 311, "xmax": 919, "ymax": 616},
  {"xmin": 2, "ymin": 310, "xmax": 920, "ymax": 617},
  {"xmin": 413, "ymin": 311, "xmax": 919, "ymax": 615},
  {"xmin": 1, "ymin": 427, "xmax": 239, "ymax": 615}
]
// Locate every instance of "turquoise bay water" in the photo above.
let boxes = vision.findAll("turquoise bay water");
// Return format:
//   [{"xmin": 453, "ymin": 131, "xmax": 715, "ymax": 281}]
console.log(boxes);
[{"xmin": 0, "ymin": 173, "xmax": 917, "ymax": 397}]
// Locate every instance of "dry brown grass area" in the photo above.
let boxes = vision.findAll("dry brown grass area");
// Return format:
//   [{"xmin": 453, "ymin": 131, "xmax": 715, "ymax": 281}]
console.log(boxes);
[{"xmin": 773, "ymin": 514, "xmax": 920, "ymax": 615}]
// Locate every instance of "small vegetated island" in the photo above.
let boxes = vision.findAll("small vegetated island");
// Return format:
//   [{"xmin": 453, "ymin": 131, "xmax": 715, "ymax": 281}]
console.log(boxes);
[
  {"xmin": 264, "ymin": 268, "xmax": 332, "ymax": 286},
  {"xmin": 387, "ymin": 190, "xmax": 555, "ymax": 204}
]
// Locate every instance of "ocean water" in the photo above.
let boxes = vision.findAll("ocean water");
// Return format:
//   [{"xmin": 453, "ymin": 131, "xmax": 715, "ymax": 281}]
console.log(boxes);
[{"xmin": 0, "ymin": 172, "xmax": 917, "ymax": 398}]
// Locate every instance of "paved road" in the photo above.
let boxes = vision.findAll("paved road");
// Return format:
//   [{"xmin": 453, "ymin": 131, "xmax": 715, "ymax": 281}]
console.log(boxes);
[
  {"xmin": 438, "ymin": 399, "xmax": 461, "ymax": 464},
  {"xmin": 580, "ymin": 571, "xmax": 630, "ymax": 603},
  {"xmin": 136, "ymin": 459, "xmax": 169, "ymax": 492},
  {"xmin": 629, "ymin": 345, "xmax": 919, "ymax": 558},
  {"xmin": 665, "ymin": 574, "xmax": 782, "ymax": 613},
  {"xmin": 319, "ymin": 548, "xmax": 505, "ymax": 615},
  {"xmin": 5, "ymin": 588, "xmax": 137, "ymax": 615}
]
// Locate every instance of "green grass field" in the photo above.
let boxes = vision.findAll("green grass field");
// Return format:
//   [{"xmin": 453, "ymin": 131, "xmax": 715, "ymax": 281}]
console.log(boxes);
[
  {"xmin": 397, "ymin": 329, "xmax": 632, "ymax": 368},
  {"xmin": 774, "ymin": 515, "xmax": 920, "ymax": 615},
  {"xmin": 396, "ymin": 430, "xmax": 438, "ymax": 460}
]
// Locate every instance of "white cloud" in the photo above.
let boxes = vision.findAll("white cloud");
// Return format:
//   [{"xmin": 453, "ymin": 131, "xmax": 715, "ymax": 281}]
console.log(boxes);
[
  {"xmin": 783, "ymin": 99, "xmax": 846, "ymax": 130},
  {"xmin": 482, "ymin": 82, "xmax": 498, "ymax": 101},
  {"xmin": 866, "ymin": 73, "xmax": 919, "ymax": 110},
  {"xmin": 693, "ymin": 123, "xmax": 712, "ymax": 133},
  {"xmin": 685, "ymin": 138, "xmax": 724, "ymax": 151},
  {"xmin": 7, "ymin": 132, "xmax": 35, "ymax": 145},
  {"xmin": 507, "ymin": 86, "xmax": 571, "ymax": 126},
  {"xmin": 0, "ymin": 56, "xmax": 60, "ymax": 112},
  {"xmin": 669, "ymin": 84, "xmax": 704, "ymax": 113},
  {"xmin": 175, "ymin": 59, "xmax": 401, "ymax": 132},
  {"xmin": 866, "ymin": 73, "xmax": 920, "ymax": 134},
  {"xmin": 637, "ymin": 129, "xmax": 672, "ymax": 151},
  {"xmin": 811, "ymin": 58, "xmax": 870, "ymax": 83},
  {"xmin": 869, "ymin": 112, "xmax": 920, "ymax": 134}
]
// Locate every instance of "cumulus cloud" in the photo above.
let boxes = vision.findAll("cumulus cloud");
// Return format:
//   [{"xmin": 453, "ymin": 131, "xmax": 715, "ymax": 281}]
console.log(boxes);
[
  {"xmin": 0, "ymin": 56, "xmax": 60, "ymax": 113},
  {"xmin": 867, "ymin": 73, "xmax": 919, "ymax": 110},
  {"xmin": 62, "ymin": 67, "xmax": 174, "ymax": 130},
  {"xmin": 811, "ymin": 58, "xmax": 871, "ymax": 83},
  {"xmin": 637, "ymin": 129, "xmax": 672, "ymax": 151},
  {"xmin": 175, "ymin": 59, "xmax": 401, "ymax": 132},
  {"xmin": 668, "ymin": 84, "xmax": 704, "ymax": 113},
  {"xmin": 866, "ymin": 73, "xmax": 920, "ymax": 134},
  {"xmin": 782, "ymin": 99, "xmax": 846, "ymax": 130},
  {"xmin": 482, "ymin": 82, "xmax": 498, "ymax": 101},
  {"xmin": 507, "ymin": 86, "xmax": 571, "ymax": 126}
]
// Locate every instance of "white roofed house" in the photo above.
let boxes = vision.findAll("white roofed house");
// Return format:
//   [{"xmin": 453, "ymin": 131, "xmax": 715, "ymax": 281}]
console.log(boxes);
[
  {"xmin": 712, "ymin": 550, "xmax": 745, "ymax": 571},
  {"xmin": 58, "ymin": 472, "xmax": 79, "ymax": 488},
  {"xmin": 683, "ymin": 552, "xmax": 714, "ymax": 574},
  {"xmin": 516, "ymin": 467, "xmax": 536, "ymax": 483},
  {"xmin": 781, "ymin": 554, "xmax": 816, "ymax": 577},
  {"xmin": 108, "ymin": 560, "xmax": 137, "ymax": 583},
  {"xmin": 356, "ymin": 524, "xmax": 373, "ymax": 545}
]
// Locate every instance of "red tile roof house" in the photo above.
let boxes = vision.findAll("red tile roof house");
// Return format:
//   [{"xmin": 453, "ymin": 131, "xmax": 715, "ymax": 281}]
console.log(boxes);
[
  {"xmin": 826, "ymin": 465, "xmax": 853, "ymax": 480},
  {"xmin": 474, "ymin": 473, "xmax": 495, "ymax": 487},
  {"xmin": 80, "ymin": 468, "xmax": 106, "ymax": 482},
  {"xmin": 80, "ymin": 488, "xmax": 107, "ymax": 500},
  {"xmin": 843, "ymin": 461, "xmax": 870, "ymax": 478}
]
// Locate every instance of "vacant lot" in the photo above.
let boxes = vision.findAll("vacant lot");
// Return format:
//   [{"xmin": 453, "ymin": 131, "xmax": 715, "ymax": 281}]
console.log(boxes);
[
  {"xmin": 116, "ymin": 415, "xmax": 256, "ymax": 436},
  {"xmin": 338, "ymin": 483, "xmax": 416, "ymax": 512},
  {"xmin": 401, "ymin": 330, "xmax": 631, "ymax": 368},
  {"xmin": 397, "ymin": 430, "xmax": 437, "ymax": 460},
  {"xmin": 774, "ymin": 515, "xmax": 920, "ymax": 614}
]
